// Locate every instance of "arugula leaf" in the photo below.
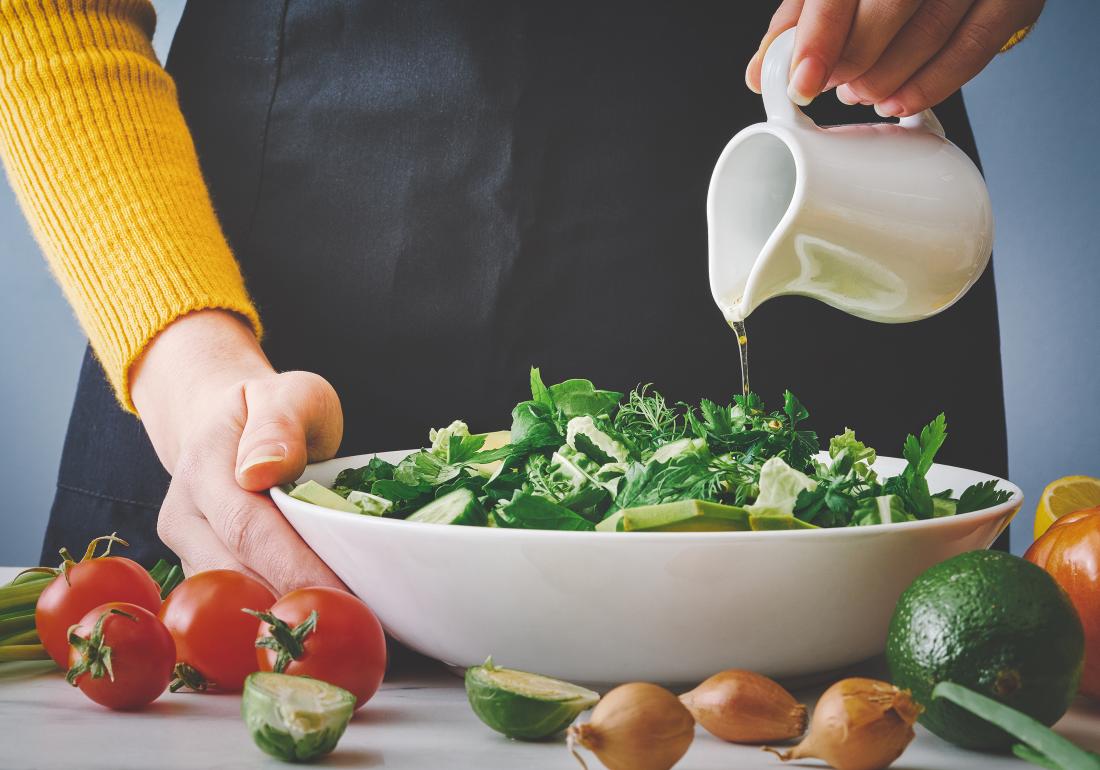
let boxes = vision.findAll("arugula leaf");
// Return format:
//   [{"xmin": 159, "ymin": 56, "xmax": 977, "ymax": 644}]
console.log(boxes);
[
  {"xmin": 494, "ymin": 492, "xmax": 596, "ymax": 531},
  {"xmin": 481, "ymin": 453, "xmax": 528, "ymax": 503},
  {"xmin": 526, "ymin": 449, "xmax": 614, "ymax": 521},
  {"xmin": 614, "ymin": 455, "xmax": 719, "ymax": 510},
  {"xmin": 546, "ymin": 378, "xmax": 623, "ymax": 420},
  {"xmin": 372, "ymin": 478, "xmax": 427, "ymax": 499},
  {"xmin": 509, "ymin": 401, "xmax": 564, "ymax": 453},
  {"xmin": 333, "ymin": 457, "xmax": 395, "ymax": 496},
  {"xmin": 394, "ymin": 450, "xmax": 463, "ymax": 487},
  {"xmin": 369, "ymin": 479, "xmax": 432, "ymax": 517},
  {"xmin": 432, "ymin": 472, "xmax": 487, "ymax": 500},
  {"xmin": 529, "ymin": 367, "xmax": 554, "ymax": 410},
  {"xmin": 956, "ymin": 480, "xmax": 1013, "ymax": 514}
]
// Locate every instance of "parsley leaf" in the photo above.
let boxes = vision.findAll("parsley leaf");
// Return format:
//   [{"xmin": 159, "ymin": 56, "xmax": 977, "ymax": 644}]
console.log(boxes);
[{"xmin": 956, "ymin": 480, "xmax": 1013, "ymax": 514}]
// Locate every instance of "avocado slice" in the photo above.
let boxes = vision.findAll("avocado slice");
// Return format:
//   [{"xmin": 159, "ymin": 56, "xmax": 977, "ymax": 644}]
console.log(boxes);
[
  {"xmin": 289, "ymin": 480, "xmax": 360, "ymax": 513},
  {"xmin": 623, "ymin": 500, "xmax": 750, "ymax": 532},
  {"xmin": 748, "ymin": 514, "xmax": 819, "ymax": 531},
  {"xmin": 595, "ymin": 510, "xmax": 625, "ymax": 532}
]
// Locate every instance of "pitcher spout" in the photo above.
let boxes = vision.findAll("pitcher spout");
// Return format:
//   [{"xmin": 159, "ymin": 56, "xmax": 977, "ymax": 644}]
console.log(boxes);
[{"xmin": 707, "ymin": 129, "xmax": 801, "ymax": 322}]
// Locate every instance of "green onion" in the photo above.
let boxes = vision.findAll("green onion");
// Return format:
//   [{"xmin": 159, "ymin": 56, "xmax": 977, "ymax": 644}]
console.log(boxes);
[
  {"xmin": 0, "ymin": 629, "xmax": 38, "ymax": 646},
  {"xmin": 0, "ymin": 644, "xmax": 50, "ymax": 662},
  {"xmin": 0, "ymin": 609, "xmax": 36, "ymax": 638},
  {"xmin": 159, "ymin": 565, "xmax": 184, "ymax": 598},
  {"xmin": 148, "ymin": 560, "xmax": 168, "ymax": 585},
  {"xmin": 148, "ymin": 559, "xmax": 184, "ymax": 599},
  {"xmin": 0, "ymin": 580, "xmax": 49, "ymax": 614},
  {"xmin": 932, "ymin": 682, "xmax": 1100, "ymax": 770}
]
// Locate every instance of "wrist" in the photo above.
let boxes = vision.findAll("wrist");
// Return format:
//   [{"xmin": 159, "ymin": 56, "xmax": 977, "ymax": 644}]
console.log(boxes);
[{"xmin": 131, "ymin": 309, "xmax": 272, "ymax": 471}]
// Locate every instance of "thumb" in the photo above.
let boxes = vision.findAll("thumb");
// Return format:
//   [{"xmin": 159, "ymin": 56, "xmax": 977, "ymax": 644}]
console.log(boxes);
[{"xmin": 235, "ymin": 371, "xmax": 344, "ymax": 492}]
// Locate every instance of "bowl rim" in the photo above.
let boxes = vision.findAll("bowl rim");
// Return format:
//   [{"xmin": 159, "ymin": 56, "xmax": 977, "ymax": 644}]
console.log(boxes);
[{"xmin": 270, "ymin": 451, "xmax": 1022, "ymax": 542}]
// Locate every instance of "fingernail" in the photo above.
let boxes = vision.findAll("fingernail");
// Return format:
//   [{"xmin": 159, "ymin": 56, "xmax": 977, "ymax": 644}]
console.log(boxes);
[
  {"xmin": 745, "ymin": 52, "xmax": 761, "ymax": 94},
  {"xmin": 875, "ymin": 99, "xmax": 902, "ymax": 117},
  {"xmin": 239, "ymin": 444, "xmax": 287, "ymax": 475},
  {"xmin": 787, "ymin": 56, "xmax": 826, "ymax": 106},
  {"xmin": 836, "ymin": 85, "xmax": 859, "ymax": 106}
]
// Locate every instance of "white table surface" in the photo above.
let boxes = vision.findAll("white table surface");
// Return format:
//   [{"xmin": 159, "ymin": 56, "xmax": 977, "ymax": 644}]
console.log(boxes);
[{"xmin": 3, "ymin": 567, "xmax": 1098, "ymax": 770}]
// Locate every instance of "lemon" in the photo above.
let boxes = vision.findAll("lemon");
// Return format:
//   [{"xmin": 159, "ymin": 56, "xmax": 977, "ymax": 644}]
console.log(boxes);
[{"xmin": 1034, "ymin": 476, "xmax": 1100, "ymax": 539}]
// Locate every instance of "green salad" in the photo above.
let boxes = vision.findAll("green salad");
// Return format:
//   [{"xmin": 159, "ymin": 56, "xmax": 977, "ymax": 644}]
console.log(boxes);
[{"xmin": 289, "ymin": 368, "xmax": 1011, "ymax": 532}]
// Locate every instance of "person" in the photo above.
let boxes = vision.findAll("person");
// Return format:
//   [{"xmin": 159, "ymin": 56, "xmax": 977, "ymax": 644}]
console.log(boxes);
[{"xmin": 0, "ymin": 1, "xmax": 1042, "ymax": 593}]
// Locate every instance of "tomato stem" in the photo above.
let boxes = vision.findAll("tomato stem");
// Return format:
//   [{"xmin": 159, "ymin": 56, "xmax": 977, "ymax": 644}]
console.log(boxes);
[
  {"xmin": 65, "ymin": 607, "xmax": 136, "ymax": 685},
  {"xmin": 57, "ymin": 533, "xmax": 131, "ymax": 586},
  {"xmin": 244, "ymin": 609, "xmax": 318, "ymax": 674},
  {"xmin": 169, "ymin": 662, "xmax": 210, "ymax": 693}
]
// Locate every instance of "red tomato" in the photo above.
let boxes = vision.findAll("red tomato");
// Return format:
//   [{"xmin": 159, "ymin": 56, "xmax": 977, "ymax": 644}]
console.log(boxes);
[
  {"xmin": 253, "ymin": 587, "xmax": 386, "ymax": 708},
  {"xmin": 1025, "ymin": 506, "xmax": 1100, "ymax": 700},
  {"xmin": 159, "ymin": 570, "xmax": 277, "ymax": 692},
  {"xmin": 67, "ymin": 602, "xmax": 176, "ymax": 710},
  {"xmin": 36, "ymin": 557, "xmax": 162, "ymax": 667}
]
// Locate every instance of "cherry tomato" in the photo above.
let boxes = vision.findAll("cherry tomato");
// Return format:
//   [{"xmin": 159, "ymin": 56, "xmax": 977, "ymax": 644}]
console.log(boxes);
[
  {"xmin": 36, "ymin": 557, "xmax": 161, "ymax": 667},
  {"xmin": 253, "ymin": 587, "xmax": 386, "ymax": 709},
  {"xmin": 67, "ymin": 602, "xmax": 176, "ymax": 710},
  {"xmin": 159, "ymin": 570, "xmax": 277, "ymax": 692},
  {"xmin": 1025, "ymin": 506, "xmax": 1100, "ymax": 700}
]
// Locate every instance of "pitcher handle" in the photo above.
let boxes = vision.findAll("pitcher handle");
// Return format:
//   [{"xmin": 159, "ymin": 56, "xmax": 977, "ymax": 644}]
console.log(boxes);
[
  {"xmin": 764, "ymin": 27, "xmax": 946, "ymax": 138},
  {"xmin": 899, "ymin": 109, "xmax": 946, "ymax": 138},
  {"xmin": 762, "ymin": 28, "xmax": 815, "ymax": 127}
]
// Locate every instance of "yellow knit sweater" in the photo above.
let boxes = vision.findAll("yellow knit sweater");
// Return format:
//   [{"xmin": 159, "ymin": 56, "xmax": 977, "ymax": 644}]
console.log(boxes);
[
  {"xmin": 0, "ymin": 0, "xmax": 259, "ymax": 411},
  {"xmin": 0, "ymin": 1, "xmax": 1033, "ymax": 412}
]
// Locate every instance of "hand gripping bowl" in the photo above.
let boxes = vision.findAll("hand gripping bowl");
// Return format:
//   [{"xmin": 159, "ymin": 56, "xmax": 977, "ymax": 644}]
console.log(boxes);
[{"xmin": 271, "ymin": 452, "xmax": 1020, "ymax": 687}]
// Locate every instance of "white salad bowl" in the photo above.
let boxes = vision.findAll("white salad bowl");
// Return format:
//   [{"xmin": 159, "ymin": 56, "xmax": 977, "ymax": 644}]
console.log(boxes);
[{"xmin": 271, "ymin": 452, "xmax": 1020, "ymax": 688}]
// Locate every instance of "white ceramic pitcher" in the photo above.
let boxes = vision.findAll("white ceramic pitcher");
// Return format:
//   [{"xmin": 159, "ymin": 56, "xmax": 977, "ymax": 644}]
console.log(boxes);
[{"xmin": 708, "ymin": 28, "xmax": 993, "ymax": 323}]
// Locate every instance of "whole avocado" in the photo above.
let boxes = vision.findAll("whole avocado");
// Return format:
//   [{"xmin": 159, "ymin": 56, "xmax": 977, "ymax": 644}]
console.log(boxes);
[{"xmin": 886, "ymin": 550, "xmax": 1084, "ymax": 750}]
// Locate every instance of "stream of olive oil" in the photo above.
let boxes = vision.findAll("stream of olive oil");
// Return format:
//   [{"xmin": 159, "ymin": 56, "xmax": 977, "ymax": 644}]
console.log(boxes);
[{"xmin": 731, "ymin": 319, "xmax": 749, "ymax": 398}]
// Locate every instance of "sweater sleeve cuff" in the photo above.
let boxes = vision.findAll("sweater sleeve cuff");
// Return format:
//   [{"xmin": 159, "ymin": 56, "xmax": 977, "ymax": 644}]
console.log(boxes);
[{"xmin": 0, "ymin": 0, "xmax": 264, "ymax": 412}]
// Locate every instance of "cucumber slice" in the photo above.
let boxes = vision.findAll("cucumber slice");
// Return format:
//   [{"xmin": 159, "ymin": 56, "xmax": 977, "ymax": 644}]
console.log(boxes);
[
  {"xmin": 623, "ymin": 500, "xmax": 750, "ymax": 532},
  {"xmin": 289, "ymin": 480, "xmax": 360, "ymax": 513},
  {"xmin": 241, "ymin": 672, "xmax": 355, "ymax": 762},
  {"xmin": 406, "ymin": 488, "xmax": 486, "ymax": 526},
  {"xmin": 465, "ymin": 657, "xmax": 599, "ymax": 740}
]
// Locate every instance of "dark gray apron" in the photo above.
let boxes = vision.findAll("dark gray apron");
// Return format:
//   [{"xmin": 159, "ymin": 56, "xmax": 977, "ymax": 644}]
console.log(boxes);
[{"xmin": 42, "ymin": 0, "xmax": 1008, "ymax": 565}]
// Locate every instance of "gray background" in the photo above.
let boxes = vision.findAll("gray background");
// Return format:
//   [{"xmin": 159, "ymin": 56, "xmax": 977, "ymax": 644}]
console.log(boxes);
[{"xmin": 1, "ymin": 1, "xmax": 1097, "ymax": 563}]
